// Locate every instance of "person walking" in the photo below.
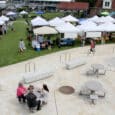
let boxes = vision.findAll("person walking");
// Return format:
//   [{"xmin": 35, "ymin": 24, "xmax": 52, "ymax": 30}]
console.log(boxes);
[{"xmin": 89, "ymin": 39, "xmax": 96, "ymax": 55}]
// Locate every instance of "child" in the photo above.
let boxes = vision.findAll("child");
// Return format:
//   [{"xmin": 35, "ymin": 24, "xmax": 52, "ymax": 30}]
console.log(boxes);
[
  {"xmin": 19, "ymin": 39, "xmax": 26, "ymax": 53},
  {"xmin": 16, "ymin": 82, "xmax": 27, "ymax": 103}
]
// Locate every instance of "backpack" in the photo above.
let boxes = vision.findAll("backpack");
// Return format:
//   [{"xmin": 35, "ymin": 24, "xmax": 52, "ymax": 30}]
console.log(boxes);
[
  {"xmin": 26, "ymin": 92, "xmax": 36, "ymax": 102},
  {"xmin": 26, "ymin": 92, "xmax": 37, "ymax": 108}
]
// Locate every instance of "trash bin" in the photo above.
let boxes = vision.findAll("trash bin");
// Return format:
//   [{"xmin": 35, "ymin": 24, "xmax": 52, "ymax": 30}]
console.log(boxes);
[{"xmin": 36, "ymin": 44, "xmax": 40, "ymax": 51}]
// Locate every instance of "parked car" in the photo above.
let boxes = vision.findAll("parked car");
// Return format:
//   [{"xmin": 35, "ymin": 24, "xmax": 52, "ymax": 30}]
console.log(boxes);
[{"xmin": 60, "ymin": 38, "xmax": 75, "ymax": 46}]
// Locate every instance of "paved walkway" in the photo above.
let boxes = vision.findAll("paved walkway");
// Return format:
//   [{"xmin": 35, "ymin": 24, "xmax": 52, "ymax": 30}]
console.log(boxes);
[{"xmin": 0, "ymin": 44, "xmax": 115, "ymax": 115}]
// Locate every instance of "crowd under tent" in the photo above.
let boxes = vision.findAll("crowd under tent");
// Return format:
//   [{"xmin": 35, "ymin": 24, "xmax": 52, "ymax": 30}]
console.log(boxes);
[
  {"xmin": 61, "ymin": 15, "xmax": 79, "ymax": 22},
  {"xmin": 33, "ymin": 26, "xmax": 58, "ymax": 35},
  {"xmin": 31, "ymin": 16, "xmax": 49, "ymax": 26},
  {"xmin": 48, "ymin": 17, "xmax": 65, "ymax": 27}
]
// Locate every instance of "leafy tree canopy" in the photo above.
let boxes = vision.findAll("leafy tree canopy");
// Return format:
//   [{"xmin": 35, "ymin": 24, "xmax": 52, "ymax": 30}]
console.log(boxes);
[{"xmin": 75, "ymin": 0, "xmax": 96, "ymax": 7}]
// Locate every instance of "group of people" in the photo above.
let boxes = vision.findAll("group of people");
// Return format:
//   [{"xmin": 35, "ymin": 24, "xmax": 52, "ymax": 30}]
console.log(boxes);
[
  {"xmin": 16, "ymin": 82, "xmax": 49, "ymax": 113},
  {"xmin": 31, "ymin": 35, "xmax": 53, "ymax": 51}
]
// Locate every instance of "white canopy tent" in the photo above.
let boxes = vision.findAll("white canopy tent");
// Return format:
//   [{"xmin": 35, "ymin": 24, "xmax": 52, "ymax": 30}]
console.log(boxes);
[
  {"xmin": 61, "ymin": 15, "xmax": 79, "ymax": 22},
  {"xmin": 56, "ymin": 22, "xmax": 78, "ymax": 33},
  {"xmin": 86, "ymin": 32, "xmax": 102, "ymax": 38},
  {"xmin": 6, "ymin": 11, "xmax": 16, "ymax": 16},
  {"xmin": 88, "ymin": 15, "xmax": 99, "ymax": 22},
  {"xmin": 0, "ymin": 20, "xmax": 5, "ymax": 25},
  {"xmin": 20, "ymin": 10, "xmax": 28, "ymax": 15},
  {"xmin": 0, "ymin": 15, "xmax": 9, "ymax": 22},
  {"xmin": 105, "ymin": 16, "xmax": 115, "ymax": 23},
  {"xmin": 48, "ymin": 17, "xmax": 65, "ymax": 27},
  {"xmin": 76, "ymin": 24, "xmax": 102, "ymax": 38},
  {"xmin": 56, "ymin": 22, "xmax": 79, "ymax": 38},
  {"xmin": 97, "ymin": 22, "xmax": 115, "ymax": 32},
  {"xmin": 76, "ymin": 22, "xmax": 97, "ymax": 32},
  {"xmin": 79, "ymin": 20, "xmax": 96, "ymax": 25},
  {"xmin": 33, "ymin": 26, "xmax": 58, "ymax": 35},
  {"xmin": 31, "ymin": 16, "xmax": 49, "ymax": 26},
  {"xmin": 89, "ymin": 16, "xmax": 115, "ymax": 24}
]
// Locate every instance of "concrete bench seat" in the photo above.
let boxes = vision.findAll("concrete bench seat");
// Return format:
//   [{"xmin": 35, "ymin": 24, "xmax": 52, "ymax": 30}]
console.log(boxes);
[
  {"xmin": 66, "ymin": 59, "xmax": 86, "ymax": 70},
  {"xmin": 23, "ymin": 69, "xmax": 54, "ymax": 83}
]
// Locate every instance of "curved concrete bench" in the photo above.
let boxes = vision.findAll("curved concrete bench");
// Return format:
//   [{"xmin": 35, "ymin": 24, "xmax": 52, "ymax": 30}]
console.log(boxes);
[
  {"xmin": 66, "ymin": 59, "xmax": 86, "ymax": 70},
  {"xmin": 23, "ymin": 70, "xmax": 54, "ymax": 83}
]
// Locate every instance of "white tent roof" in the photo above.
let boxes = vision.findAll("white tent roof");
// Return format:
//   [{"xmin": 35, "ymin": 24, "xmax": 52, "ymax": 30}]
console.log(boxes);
[
  {"xmin": 0, "ymin": 15, "xmax": 9, "ymax": 21},
  {"xmin": 77, "ymin": 22, "xmax": 115, "ymax": 32},
  {"xmin": 105, "ymin": 16, "xmax": 115, "ymax": 23},
  {"xmin": 33, "ymin": 26, "xmax": 58, "ymax": 35},
  {"xmin": 31, "ymin": 16, "xmax": 46, "ymax": 23},
  {"xmin": 76, "ymin": 21, "xmax": 97, "ymax": 32},
  {"xmin": 89, "ymin": 16, "xmax": 115, "ymax": 24},
  {"xmin": 31, "ymin": 16, "xmax": 49, "ymax": 26},
  {"xmin": 6, "ymin": 11, "xmax": 16, "ymax": 16},
  {"xmin": 20, "ymin": 10, "xmax": 28, "ymax": 15},
  {"xmin": 88, "ymin": 15, "xmax": 99, "ymax": 22},
  {"xmin": 56, "ymin": 22, "xmax": 78, "ymax": 33},
  {"xmin": 48, "ymin": 17, "xmax": 66, "ymax": 27},
  {"xmin": 61, "ymin": 15, "xmax": 79, "ymax": 22},
  {"xmin": 97, "ymin": 22, "xmax": 115, "ymax": 32},
  {"xmin": 80, "ymin": 20, "xmax": 96, "ymax": 26},
  {"xmin": 0, "ymin": 20, "xmax": 4, "ymax": 25}
]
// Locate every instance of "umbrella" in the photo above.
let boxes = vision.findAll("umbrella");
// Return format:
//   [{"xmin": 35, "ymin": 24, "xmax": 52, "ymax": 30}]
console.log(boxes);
[{"xmin": 101, "ymin": 11, "xmax": 109, "ymax": 16}]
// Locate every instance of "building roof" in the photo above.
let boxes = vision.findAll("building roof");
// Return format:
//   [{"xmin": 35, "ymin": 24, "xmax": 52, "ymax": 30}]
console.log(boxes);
[{"xmin": 57, "ymin": 2, "xmax": 89, "ymax": 10}]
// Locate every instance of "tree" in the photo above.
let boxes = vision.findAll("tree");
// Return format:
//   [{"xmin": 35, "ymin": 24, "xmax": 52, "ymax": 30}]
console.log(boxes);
[{"xmin": 75, "ymin": 0, "xmax": 96, "ymax": 7}]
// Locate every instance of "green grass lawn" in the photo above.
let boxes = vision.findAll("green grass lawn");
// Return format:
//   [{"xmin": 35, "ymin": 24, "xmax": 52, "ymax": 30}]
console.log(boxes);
[
  {"xmin": 28, "ymin": 12, "xmax": 64, "ymax": 20},
  {"xmin": 0, "ymin": 19, "xmax": 80, "ymax": 67},
  {"xmin": 0, "ymin": 17, "xmax": 115, "ymax": 67}
]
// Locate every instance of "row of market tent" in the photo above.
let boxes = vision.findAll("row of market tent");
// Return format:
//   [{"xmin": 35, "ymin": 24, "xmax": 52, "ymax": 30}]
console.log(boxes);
[
  {"xmin": 31, "ymin": 15, "xmax": 115, "ymax": 38},
  {"xmin": 0, "ymin": 11, "xmax": 28, "ymax": 25},
  {"xmin": 5, "ymin": 11, "xmax": 28, "ymax": 16},
  {"xmin": 0, "ymin": 12, "xmax": 114, "ymax": 38}
]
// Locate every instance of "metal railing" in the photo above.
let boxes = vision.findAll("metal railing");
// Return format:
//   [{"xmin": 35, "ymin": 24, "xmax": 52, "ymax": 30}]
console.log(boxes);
[
  {"xmin": 60, "ymin": 52, "xmax": 71, "ymax": 64},
  {"xmin": 25, "ymin": 62, "xmax": 36, "ymax": 73}
]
